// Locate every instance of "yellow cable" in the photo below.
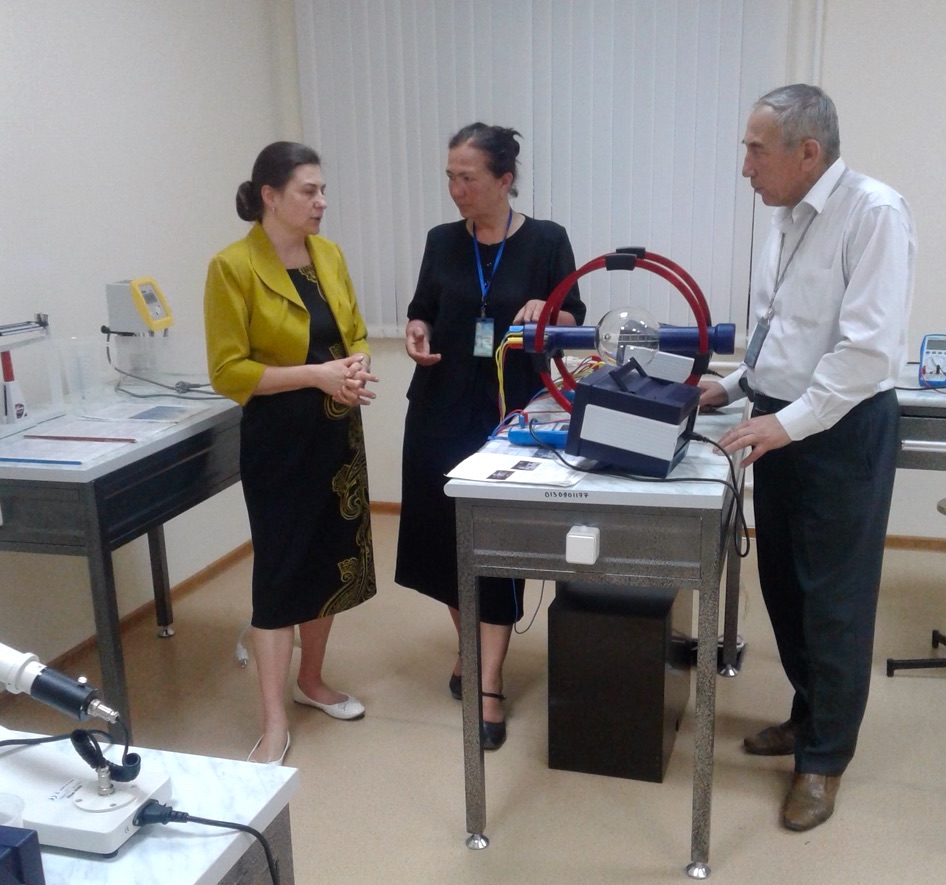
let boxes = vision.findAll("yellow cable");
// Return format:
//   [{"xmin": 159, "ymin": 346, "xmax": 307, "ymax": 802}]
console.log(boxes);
[{"xmin": 495, "ymin": 333, "xmax": 523, "ymax": 421}]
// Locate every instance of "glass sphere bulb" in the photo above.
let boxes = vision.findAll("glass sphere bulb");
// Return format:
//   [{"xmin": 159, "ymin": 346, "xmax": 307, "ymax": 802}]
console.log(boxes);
[{"xmin": 595, "ymin": 308, "xmax": 660, "ymax": 366}]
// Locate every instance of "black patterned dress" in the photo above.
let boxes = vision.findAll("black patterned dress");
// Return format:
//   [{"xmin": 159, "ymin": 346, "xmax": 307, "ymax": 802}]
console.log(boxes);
[{"xmin": 240, "ymin": 264, "xmax": 376, "ymax": 629}]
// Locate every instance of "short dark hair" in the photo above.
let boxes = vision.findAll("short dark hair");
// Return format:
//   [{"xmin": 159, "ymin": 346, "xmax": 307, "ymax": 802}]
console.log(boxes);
[
  {"xmin": 235, "ymin": 141, "xmax": 322, "ymax": 222},
  {"xmin": 449, "ymin": 123, "xmax": 522, "ymax": 197},
  {"xmin": 754, "ymin": 84, "xmax": 841, "ymax": 167}
]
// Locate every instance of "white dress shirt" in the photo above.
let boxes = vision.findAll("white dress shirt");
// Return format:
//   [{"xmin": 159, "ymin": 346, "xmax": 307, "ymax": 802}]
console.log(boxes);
[{"xmin": 721, "ymin": 158, "xmax": 917, "ymax": 441}]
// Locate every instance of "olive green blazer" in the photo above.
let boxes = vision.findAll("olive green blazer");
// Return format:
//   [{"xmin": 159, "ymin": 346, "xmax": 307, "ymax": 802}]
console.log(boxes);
[{"xmin": 204, "ymin": 222, "xmax": 370, "ymax": 405}]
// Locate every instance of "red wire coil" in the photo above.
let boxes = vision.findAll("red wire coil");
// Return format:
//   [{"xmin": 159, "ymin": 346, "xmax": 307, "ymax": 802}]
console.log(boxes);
[{"xmin": 535, "ymin": 249, "xmax": 711, "ymax": 411}]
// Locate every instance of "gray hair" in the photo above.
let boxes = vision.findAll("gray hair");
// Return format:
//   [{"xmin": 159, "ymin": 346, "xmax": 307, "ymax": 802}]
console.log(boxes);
[{"xmin": 754, "ymin": 84, "xmax": 840, "ymax": 167}]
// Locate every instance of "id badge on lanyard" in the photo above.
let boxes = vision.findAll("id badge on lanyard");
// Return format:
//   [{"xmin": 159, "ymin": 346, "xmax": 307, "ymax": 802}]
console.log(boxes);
[
  {"xmin": 744, "ymin": 317, "xmax": 769, "ymax": 369},
  {"xmin": 746, "ymin": 173, "xmax": 844, "ymax": 371},
  {"xmin": 472, "ymin": 209, "xmax": 512, "ymax": 358},
  {"xmin": 473, "ymin": 317, "xmax": 495, "ymax": 357}
]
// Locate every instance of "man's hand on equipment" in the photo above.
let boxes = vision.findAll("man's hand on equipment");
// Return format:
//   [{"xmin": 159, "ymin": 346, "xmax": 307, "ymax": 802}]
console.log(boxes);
[
  {"xmin": 698, "ymin": 379, "xmax": 728, "ymax": 412},
  {"xmin": 716, "ymin": 414, "xmax": 791, "ymax": 467}
]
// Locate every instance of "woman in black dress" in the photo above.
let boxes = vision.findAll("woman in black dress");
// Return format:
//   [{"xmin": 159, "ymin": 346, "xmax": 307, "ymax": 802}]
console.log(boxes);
[
  {"xmin": 205, "ymin": 142, "xmax": 378, "ymax": 764},
  {"xmin": 396, "ymin": 124, "xmax": 585, "ymax": 749}
]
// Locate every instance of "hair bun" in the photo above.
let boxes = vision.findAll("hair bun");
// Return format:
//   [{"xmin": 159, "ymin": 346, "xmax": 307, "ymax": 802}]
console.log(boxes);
[{"xmin": 235, "ymin": 180, "xmax": 258, "ymax": 221}]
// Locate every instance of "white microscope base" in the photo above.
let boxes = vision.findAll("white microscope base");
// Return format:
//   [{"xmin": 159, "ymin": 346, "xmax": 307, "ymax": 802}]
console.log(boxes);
[{"xmin": 0, "ymin": 727, "xmax": 171, "ymax": 855}]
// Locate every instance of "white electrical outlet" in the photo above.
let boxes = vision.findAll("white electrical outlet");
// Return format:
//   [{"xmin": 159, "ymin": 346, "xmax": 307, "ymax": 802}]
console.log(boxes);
[{"xmin": 565, "ymin": 525, "xmax": 600, "ymax": 564}]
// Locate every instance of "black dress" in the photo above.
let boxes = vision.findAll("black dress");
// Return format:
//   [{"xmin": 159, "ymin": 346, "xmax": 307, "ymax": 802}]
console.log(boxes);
[
  {"xmin": 241, "ymin": 265, "xmax": 376, "ymax": 629},
  {"xmin": 395, "ymin": 217, "xmax": 585, "ymax": 624}
]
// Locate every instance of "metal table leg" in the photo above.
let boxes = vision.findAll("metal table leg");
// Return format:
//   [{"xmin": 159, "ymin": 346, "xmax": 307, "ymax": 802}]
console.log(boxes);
[
  {"xmin": 148, "ymin": 525, "xmax": 175, "ymax": 638},
  {"xmin": 84, "ymin": 509, "xmax": 132, "ymax": 741},
  {"xmin": 687, "ymin": 573, "xmax": 718, "ymax": 879},
  {"xmin": 459, "ymin": 564, "xmax": 488, "ymax": 849}
]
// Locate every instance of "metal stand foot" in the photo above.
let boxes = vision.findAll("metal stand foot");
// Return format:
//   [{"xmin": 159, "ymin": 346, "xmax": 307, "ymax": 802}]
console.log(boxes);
[
  {"xmin": 465, "ymin": 833, "xmax": 489, "ymax": 850},
  {"xmin": 686, "ymin": 861, "xmax": 710, "ymax": 879},
  {"xmin": 157, "ymin": 626, "xmax": 175, "ymax": 638},
  {"xmin": 691, "ymin": 636, "xmax": 746, "ymax": 676}
]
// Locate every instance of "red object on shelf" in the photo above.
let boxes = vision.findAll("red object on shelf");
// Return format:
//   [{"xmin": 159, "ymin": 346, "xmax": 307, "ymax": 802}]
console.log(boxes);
[{"xmin": 1, "ymin": 350, "xmax": 14, "ymax": 382}]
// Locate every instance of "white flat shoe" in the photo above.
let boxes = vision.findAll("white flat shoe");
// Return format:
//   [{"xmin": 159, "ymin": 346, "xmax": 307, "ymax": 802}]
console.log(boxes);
[
  {"xmin": 247, "ymin": 732, "xmax": 291, "ymax": 765},
  {"xmin": 292, "ymin": 683, "xmax": 365, "ymax": 720}
]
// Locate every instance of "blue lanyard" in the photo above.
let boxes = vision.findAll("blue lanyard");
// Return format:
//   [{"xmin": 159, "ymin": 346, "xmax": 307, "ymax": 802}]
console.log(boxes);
[{"xmin": 473, "ymin": 208, "xmax": 513, "ymax": 315}]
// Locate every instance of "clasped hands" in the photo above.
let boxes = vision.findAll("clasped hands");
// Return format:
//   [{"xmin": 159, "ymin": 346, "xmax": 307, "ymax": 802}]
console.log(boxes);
[{"xmin": 326, "ymin": 353, "xmax": 378, "ymax": 407}]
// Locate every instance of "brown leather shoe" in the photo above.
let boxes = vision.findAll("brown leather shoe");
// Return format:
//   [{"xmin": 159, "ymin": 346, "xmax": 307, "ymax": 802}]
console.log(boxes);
[
  {"xmin": 743, "ymin": 720, "xmax": 800, "ymax": 756},
  {"xmin": 782, "ymin": 773, "xmax": 841, "ymax": 831}
]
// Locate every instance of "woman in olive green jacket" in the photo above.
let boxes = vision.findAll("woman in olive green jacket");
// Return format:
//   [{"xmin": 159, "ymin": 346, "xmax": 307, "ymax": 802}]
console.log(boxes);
[{"xmin": 205, "ymin": 142, "xmax": 378, "ymax": 765}]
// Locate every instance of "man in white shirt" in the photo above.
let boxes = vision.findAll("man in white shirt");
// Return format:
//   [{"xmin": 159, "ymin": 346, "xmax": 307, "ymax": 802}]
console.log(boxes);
[{"xmin": 700, "ymin": 84, "xmax": 916, "ymax": 831}]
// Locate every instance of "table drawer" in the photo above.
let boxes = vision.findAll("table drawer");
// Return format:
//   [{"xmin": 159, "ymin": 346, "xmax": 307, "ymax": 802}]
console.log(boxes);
[
  {"xmin": 0, "ymin": 483, "xmax": 86, "ymax": 552},
  {"xmin": 899, "ymin": 415, "xmax": 946, "ymax": 470},
  {"xmin": 462, "ymin": 501, "xmax": 708, "ymax": 586},
  {"xmin": 98, "ymin": 421, "xmax": 241, "ymax": 548}
]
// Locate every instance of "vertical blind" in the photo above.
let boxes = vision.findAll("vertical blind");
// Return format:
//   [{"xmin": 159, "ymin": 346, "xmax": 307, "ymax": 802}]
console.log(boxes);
[{"xmin": 294, "ymin": 0, "xmax": 791, "ymax": 340}]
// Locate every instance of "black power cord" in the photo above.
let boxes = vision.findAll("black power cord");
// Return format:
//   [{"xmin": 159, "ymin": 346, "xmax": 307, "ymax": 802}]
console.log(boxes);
[
  {"xmin": 685, "ymin": 429, "xmax": 752, "ymax": 558},
  {"xmin": 133, "ymin": 800, "xmax": 281, "ymax": 885},
  {"xmin": 0, "ymin": 723, "xmax": 139, "ymax": 777},
  {"xmin": 524, "ymin": 418, "xmax": 751, "ymax": 558}
]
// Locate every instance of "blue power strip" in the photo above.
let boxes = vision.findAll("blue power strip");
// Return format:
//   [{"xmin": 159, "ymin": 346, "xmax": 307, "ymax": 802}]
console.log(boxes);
[{"xmin": 507, "ymin": 422, "xmax": 569, "ymax": 447}]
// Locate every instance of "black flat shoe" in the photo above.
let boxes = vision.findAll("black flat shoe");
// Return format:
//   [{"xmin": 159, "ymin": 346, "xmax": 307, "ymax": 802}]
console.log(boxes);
[
  {"xmin": 481, "ymin": 719, "xmax": 507, "ymax": 751},
  {"xmin": 481, "ymin": 691, "xmax": 506, "ymax": 751},
  {"xmin": 449, "ymin": 672, "xmax": 462, "ymax": 700}
]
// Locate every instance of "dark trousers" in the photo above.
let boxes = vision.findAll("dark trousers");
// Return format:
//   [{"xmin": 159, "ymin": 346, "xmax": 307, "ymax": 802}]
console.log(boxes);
[{"xmin": 752, "ymin": 389, "xmax": 899, "ymax": 775}]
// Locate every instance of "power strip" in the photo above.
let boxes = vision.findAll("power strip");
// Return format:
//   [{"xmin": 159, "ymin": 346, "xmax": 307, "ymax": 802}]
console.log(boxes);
[{"xmin": 507, "ymin": 420, "xmax": 569, "ymax": 448}]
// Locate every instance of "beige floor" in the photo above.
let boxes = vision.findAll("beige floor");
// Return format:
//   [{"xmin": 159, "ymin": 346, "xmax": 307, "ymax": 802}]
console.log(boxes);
[{"xmin": 4, "ymin": 513, "xmax": 946, "ymax": 884}]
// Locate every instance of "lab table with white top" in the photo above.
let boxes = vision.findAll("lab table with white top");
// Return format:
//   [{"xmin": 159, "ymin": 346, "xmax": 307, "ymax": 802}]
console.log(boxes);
[
  {"xmin": 448, "ymin": 404, "xmax": 747, "ymax": 879},
  {"xmin": 0, "ymin": 726, "xmax": 299, "ymax": 885},
  {"xmin": 0, "ymin": 398, "xmax": 242, "ymax": 738}
]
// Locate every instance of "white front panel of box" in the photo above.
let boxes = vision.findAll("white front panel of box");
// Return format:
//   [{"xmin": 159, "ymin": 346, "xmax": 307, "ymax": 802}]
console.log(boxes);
[{"xmin": 580, "ymin": 405, "xmax": 687, "ymax": 459}]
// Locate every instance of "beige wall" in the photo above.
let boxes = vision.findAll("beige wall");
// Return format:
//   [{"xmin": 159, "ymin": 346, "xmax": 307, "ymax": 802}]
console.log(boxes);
[
  {"xmin": 2, "ymin": 0, "xmax": 943, "ymax": 663},
  {"xmin": 0, "ymin": 0, "xmax": 302, "ymax": 660},
  {"xmin": 819, "ymin": 0, "xmax": 946, "ymax": 536}
]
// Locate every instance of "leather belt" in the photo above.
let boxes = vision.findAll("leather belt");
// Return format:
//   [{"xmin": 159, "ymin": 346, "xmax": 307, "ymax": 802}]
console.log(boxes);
[{"xmin": 739, "ymin": 376, "xmax": 792, "ymax": 415}]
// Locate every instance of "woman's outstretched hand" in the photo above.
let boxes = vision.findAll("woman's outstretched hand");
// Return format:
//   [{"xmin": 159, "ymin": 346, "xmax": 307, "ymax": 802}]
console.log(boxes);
[{"xmin": 405, "ymin": 319, "xmax": 441, "ymax": 367}]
